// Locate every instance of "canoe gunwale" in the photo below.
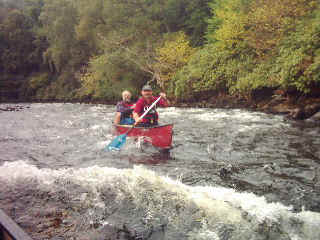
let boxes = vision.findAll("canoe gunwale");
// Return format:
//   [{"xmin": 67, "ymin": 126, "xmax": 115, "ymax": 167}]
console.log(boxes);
[
  {"xmin": 114, "ymin": 124, "xmax": 173, "ymax": 129},
  {"xmin": 0, "ymin": 209, "xmax": 33, "ymax": 240}
]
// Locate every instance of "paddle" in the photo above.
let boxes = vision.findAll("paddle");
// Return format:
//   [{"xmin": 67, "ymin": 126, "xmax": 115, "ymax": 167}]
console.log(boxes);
[{"xmin": 106, "ymin": 95, "xmax": 162, "ymax": 151}]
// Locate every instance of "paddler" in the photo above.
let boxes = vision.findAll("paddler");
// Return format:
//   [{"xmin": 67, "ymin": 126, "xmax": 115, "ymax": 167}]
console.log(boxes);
[
  {"xmin": 114, "ymin": 90, "xmax": 135, "ymax": 125},
  {"xmin": 133, "ymin": 85, "xmax": 169, "ymax": 127}
]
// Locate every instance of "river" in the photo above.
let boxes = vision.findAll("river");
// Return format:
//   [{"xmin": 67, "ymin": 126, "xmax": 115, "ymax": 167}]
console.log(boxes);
[{"xmin": 0, "ymin": 103, "xmax": 320, "ymax": 240}]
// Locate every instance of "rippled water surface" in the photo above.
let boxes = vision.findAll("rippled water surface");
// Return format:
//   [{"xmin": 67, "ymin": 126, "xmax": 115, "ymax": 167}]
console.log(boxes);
[{"xmin": 1, "ymin": 103, "xmax": 320, "ymax": 240}]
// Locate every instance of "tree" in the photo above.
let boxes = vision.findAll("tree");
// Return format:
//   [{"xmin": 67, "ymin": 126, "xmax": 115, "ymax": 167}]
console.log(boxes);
[
  {"xmin": 245, "ymin": 0, "xmax": 317, "ymax": 58},
  {"xmin": 0, "ymin": 9, "xmax": 36, "ymax": 74},
  {"xmin": 153, "ymin": 32, "xmax": 195, "ymax": 90},
  {"xmin": 40, "ymin": 0, "xmax": 80, "ymax": 73}
]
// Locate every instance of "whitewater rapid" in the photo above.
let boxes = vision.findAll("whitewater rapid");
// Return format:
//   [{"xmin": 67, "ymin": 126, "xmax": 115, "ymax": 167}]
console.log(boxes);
[
  {"xmin": 1, "ymin": 161, "xmax": 320, "ymax": 239},
  {"xmin": 1, "ymin": 103, "xmax": 320, "ymax": 239}
]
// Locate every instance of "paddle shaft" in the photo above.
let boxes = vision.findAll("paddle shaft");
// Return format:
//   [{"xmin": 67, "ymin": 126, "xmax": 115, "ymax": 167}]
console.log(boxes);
[
  {"xmin": 125, "ymin": 95, "xmax": 162, "ymax": 135},
  {"xmin": 139, "ymin": 95, "xmax": 162, "ymax": 120}
]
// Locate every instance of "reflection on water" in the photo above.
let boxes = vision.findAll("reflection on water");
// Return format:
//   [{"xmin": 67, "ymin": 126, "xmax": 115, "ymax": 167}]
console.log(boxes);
[{"xmin": 1, "ymin": 103, "xmax": 320, "ymax": 239}]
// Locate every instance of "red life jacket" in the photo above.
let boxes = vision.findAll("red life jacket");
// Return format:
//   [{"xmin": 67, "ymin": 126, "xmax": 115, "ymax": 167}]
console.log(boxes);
[{"xmin": 135, "ymin": 97, "xmax": 158, "ymax": 125}]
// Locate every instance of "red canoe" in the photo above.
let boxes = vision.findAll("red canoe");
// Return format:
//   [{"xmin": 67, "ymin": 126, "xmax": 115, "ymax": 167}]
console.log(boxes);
[{"xmin": 114, "ymin": 124, "xmax": 173, "ymax": 149}]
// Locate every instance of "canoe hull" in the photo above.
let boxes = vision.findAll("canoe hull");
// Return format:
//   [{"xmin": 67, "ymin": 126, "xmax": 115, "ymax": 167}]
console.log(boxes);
[
  {"xmin": 115, "ymin": 124, "xmax": 173, "ymax": 149},
  {"xmin": 0, "ymin": 209, "xmax": 33, "ymax": 240}
]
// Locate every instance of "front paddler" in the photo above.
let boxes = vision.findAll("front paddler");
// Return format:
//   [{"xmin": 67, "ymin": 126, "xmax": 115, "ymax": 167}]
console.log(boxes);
[
  {"xmin": 133, "ymin": 85, "xmax": 169, "ymax": 127},
  {"xmin": 114, "ymin": 90, "xmax": 135, "ymax": 125}
]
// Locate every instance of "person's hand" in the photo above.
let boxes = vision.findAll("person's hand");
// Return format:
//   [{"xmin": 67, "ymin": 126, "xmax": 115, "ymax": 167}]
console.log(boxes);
[
  {"xmin": 134, "ymin": 117, "xmax": 141, "ymax": 126},
  {"xmin": 159, "ymin": 92, "xmax": 167, "ymax": 99},
  {"xmin": 134, "ymin": 120, "xmax": 140, "ymax": 126}
]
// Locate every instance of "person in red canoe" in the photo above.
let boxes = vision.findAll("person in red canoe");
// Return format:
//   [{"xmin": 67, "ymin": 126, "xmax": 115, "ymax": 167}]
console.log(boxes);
[
  {"xmin": 133, "ymin": 85, "xmax": 170, "ymax": 127},
  {"xmin": 114, "ymin": 90, "xmax": 135, "ymax": 125}
]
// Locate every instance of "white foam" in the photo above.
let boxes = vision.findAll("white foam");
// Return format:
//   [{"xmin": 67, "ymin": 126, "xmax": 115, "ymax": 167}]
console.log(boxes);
[
  {"xmin": 193, "ymin": 186, "xmax": 292, "ymax": 223},
  {"xmin": 188, "ymin": 230, "xmax": 220, "ymax": 240},
  {"xmin": 1, "ymin": 161, "xmax": 320, "ymax": 239},
  {"xmin": 97, "ymin": 139, "xmax": 112, "ymax": 148},
  {"xmin": 190, "ymin": 110, "xmax": 262, "ymax": 122},
  {"xmin": 90, "ymin": 125, "xmax": 102, "ymax": 130}
]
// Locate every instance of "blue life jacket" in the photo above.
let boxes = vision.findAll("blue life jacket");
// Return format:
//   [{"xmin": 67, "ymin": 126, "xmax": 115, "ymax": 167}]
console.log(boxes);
[{"xmin": 116, "ymin": 101, "xmax": 134, "ymax": 125}]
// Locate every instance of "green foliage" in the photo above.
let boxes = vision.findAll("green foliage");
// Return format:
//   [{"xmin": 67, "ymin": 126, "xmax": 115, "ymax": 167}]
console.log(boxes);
[
  {"xmin": 73, "ymin": 0, "xmax": 212, "ymax": 100},
  {"xmin": 171, "ymin": 0, "xmax": 320, "ymax": 100},
  {"xmin": 29, "ymin": 72, "xmax": 49, "ymax": 90},
  {"xmin": 40, "ymin": 0, "xmax": 79, "ymax": 73},
  {"xmin": 1, "ymin": 0, "xmax": 320, "ymax": 102},
  {"xmin": 271, "ymin": 9, "xmax": 320, "ymax": 93},
  {"xmin": 154, "ymin": 32, "xmax": 196, "ymax": 90},
  {"xmin": 0, "ymin": 9, "xmax": 35, "ymax": 73},
  {"xmin": 173, "ymin": 44, "xmax": 256, "ymax": 101},
  {"xmin": 77, "ymin": 53, "xmax": 146, "ymax": 101},
  {"xmin": 163, "ymin": 0, "xmax": 212, "ymax": 46}
]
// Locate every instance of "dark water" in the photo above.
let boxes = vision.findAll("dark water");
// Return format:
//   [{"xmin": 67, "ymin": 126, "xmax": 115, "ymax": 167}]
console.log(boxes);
[{"xmin": 1, "ymin": 103, "xmax": 320, "ymax": 240}]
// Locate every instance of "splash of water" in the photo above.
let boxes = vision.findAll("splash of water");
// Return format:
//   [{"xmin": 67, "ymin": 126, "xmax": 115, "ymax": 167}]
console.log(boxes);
[{"xmin": 1, "ymin": 161, "xmax": 320, "ymax": 239}]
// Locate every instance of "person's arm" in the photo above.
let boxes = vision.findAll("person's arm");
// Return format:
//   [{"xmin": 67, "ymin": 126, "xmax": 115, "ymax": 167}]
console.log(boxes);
[
  {"xmin": 132, "ymin": 112, "xmax": 141, "ymax": 125},
  {"xmin": 114, "ymin": 112, "xmax": 121, "ymax": 125},
  {"xmin": 133, "ymin": 98, "xmax": 143, "ymax": 125},
  {"xmin": 114, "ymin": 102, "xmax": 122, "ymax": 124},
  {"xmin": 158, "ymin": 93, "xmax": 170, "ymax": 107}
]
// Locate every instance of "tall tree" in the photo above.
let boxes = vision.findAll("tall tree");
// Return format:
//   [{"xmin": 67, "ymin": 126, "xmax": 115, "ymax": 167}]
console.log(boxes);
[{"xmin": 0, "ymin": 9, "xmax": 36, "ymax": 74}]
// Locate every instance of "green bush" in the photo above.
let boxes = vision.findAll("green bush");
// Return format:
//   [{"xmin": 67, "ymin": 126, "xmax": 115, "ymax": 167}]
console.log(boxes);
[
  {"xmin": 29, "ymin": 72, "xmax": 49, "ymax": 90},
  {"xmin": 170, "ymin": 0, "xmax": 320, "ymax": 101},
  {"xmin": 271, "ymin": 10, "xmax": 320, "ymax": 93}
]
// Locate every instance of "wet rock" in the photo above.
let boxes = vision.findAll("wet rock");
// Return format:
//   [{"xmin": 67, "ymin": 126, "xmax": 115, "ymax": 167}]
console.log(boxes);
[
  {"xmin": 304, "ymin": 104, "xmax": 320, "ymax": 119},
  {"xmin": 270, "ymin": 103, "xmax": 292, "ymax": 114},
  {"xmin": 0, "ymin": 105, "xmax": 25, "ymax": 112},
  {"xmin": 259, "ymin": 95, "xmax": 289, "ymax": 114},
  {"xmin": 308, "ymin": 111, "xmax": 320, "ymax": 123},
  {"xmin": 286, "ymin": 104, "xmax": 320, "ymax": 120},
  {"xmin": 266, "ymin": 95, "xmax": 286, "ymax": 107},
  {"xmin": 288, "ymin": 108, "xmax": 305, "ymax": 120},
  {"xmin": 0, "ymin": 107, "xmax": 16, "ymax": 111},
  {"xmin": 219, "ymin": 167, "xmax": 232, "ymax": 179}
]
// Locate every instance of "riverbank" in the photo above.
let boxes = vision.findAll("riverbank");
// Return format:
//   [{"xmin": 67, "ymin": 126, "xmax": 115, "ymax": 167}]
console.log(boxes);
[
  {"xmin": 175, "ymin": 92, "xmax": 320, "ymax": 122},
  {"xmin": 1, "ymin": 93, "xmax": 320, "ymax": 122}
]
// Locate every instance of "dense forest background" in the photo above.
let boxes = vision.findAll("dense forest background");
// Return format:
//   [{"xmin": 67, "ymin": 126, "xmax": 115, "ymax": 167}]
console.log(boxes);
[{"xmin": 0, "ymin": 0, "xmax": 319, "ymax": 103}]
